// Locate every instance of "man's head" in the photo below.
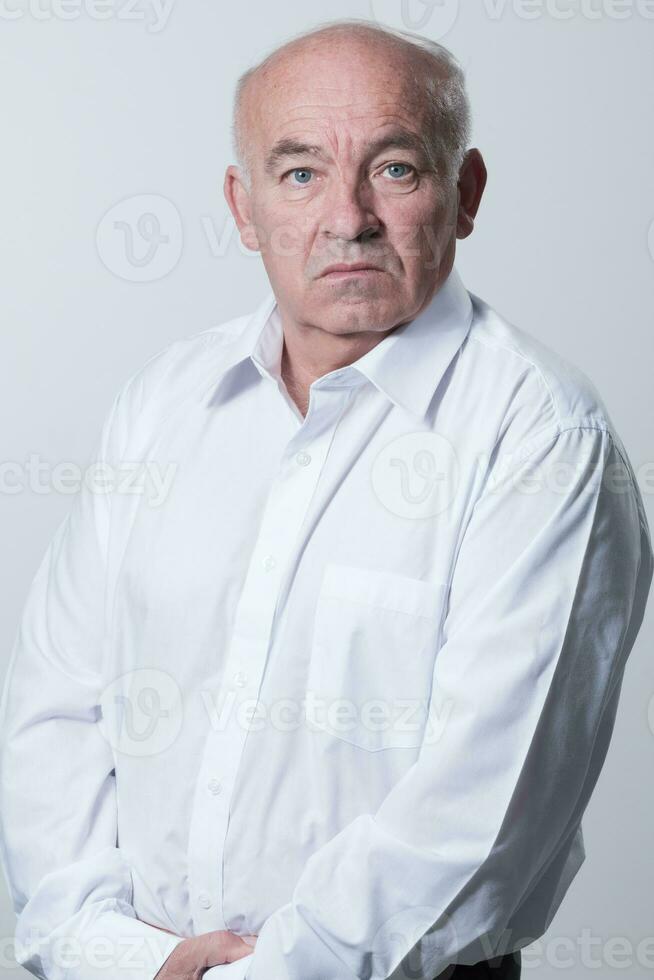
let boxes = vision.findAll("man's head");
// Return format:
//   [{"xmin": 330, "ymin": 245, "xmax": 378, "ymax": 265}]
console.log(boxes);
[{"xmin": 224, "ymin": 19, "xmax": 486, "ymax": 337}]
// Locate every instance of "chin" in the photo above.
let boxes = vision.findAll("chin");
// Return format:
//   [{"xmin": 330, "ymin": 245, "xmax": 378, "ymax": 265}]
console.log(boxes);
[
  {"xmin": 310, "ymin": 297, "xmax": 399, "ymax": 335},
  {"xmin": 313, "ymin": 280, "xmax": 397, "ymax": 307}
]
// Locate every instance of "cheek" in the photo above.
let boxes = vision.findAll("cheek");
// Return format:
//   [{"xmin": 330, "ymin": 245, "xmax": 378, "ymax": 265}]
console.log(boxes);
[
  {"xmin": 256, "ymin": 203, "xmax": 312, "ymax": 268},
  {"xmin": 384, "ymin": 196, "xmax": 454, "ymax": 257}
]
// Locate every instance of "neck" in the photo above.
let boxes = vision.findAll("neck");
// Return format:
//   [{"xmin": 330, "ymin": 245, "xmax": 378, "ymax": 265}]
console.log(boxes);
[
  {"xmin": 280, "ymin": 342, "xmax": 311, "ymax": 417},
  {"xmin": 278, "ymin": 310, "xmax": 398, "ymax": 417}
]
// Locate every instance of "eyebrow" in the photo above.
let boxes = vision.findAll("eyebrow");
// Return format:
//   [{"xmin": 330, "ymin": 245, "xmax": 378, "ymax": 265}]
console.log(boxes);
[{"xmin": 263, "ymin": 128, "xmax": 433, "ymax": 177}]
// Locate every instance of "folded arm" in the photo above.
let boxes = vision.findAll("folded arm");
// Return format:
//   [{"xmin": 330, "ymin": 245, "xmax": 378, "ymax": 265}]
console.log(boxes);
[{"xmin": 237, "ymin": 423, "xmax": 653, "ymax": 980}]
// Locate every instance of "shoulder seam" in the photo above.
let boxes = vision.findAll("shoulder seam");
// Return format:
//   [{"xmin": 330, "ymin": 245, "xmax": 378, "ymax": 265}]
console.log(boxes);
[
  {"xmin": 516, "ymin": 421, "xmax": 610, "ymax": 464},
  {"xmin": 468, "ymin": 332, "xmax": 561, "ymax": 425},
  {"xmin": 514, "ymin": 423, "xmax": 640, "ymax": 503}
]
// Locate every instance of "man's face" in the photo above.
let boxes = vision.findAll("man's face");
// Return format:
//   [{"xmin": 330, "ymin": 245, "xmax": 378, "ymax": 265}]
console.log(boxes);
[{"xmin": 226, "ymin": 36, "xmax": 468, "ymax": 336}]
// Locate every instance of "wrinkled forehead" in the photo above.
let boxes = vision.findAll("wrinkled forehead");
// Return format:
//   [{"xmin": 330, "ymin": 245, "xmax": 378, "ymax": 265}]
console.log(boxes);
[{"xmin": 244, "ymin": 38, "xmax": 434, "ymax": 168}]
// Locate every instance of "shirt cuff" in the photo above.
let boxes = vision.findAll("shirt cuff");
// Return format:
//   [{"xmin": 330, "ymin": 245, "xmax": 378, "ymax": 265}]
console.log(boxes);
[
  {"xmin": 41, "ymin": 909, "xmax": 187, "ymax": 980},
  {"xmin": 202, "ymin": 953, "xmax": 254, "ymax": 980}
]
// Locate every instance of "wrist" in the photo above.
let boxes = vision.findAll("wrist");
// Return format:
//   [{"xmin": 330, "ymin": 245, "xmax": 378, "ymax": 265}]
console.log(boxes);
[{"xmin": 156, "ymin": 936, "xmax": 201, "ymax": 977}]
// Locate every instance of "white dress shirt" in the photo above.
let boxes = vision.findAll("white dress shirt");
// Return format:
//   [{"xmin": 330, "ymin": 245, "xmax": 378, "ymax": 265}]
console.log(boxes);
[{"xmin": 1, "ymin": 267, "xmax": 652, "ymax": 980}]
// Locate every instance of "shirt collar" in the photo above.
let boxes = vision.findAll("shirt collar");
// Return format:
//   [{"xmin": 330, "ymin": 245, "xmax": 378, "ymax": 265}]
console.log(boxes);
[{"xmin": 205, "ymin": 266, "xmax": 473, "ymax": 421}]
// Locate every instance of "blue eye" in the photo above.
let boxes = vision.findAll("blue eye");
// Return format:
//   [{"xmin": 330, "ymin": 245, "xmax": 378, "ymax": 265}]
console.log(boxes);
[
  {"xmin": 384, "ymin": 163, "xmax": 413, "ymax": 179},
  {"xmin": 289, "ymin": 168, "xmax": 313, "ymax": 185}
]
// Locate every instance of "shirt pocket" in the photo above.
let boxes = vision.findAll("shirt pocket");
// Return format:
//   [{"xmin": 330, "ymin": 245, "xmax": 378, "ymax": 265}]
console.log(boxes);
[{"xmin": 306, "ymin": 562, "xmax": 448, "ymax": 752}]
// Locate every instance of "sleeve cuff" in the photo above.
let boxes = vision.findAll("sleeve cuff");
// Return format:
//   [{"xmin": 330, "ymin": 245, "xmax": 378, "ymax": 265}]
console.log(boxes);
[
  {"xmin": 45, "ymin": 909, "xmax": 187, "ymax": 980},
  {"xmin": 202, "ymin": 952, "xmax": 254, "ymax": 980}
]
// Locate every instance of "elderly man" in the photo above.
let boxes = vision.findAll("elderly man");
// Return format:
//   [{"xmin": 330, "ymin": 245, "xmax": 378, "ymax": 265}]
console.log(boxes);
[{"xmin": 1, "ymin": 16, "xmax": 652, "ymax": 980}]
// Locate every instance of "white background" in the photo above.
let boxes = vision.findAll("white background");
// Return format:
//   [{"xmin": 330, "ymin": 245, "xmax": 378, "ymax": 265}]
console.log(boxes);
[{"xmin": 1, "ymin": 1, "xmax": 653, "ymax": 976}]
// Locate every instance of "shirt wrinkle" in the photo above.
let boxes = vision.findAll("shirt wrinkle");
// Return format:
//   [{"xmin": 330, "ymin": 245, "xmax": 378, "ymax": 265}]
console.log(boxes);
[{"xmin": 1, "ymin": 265, "xmax": 651, "ymax": 980}]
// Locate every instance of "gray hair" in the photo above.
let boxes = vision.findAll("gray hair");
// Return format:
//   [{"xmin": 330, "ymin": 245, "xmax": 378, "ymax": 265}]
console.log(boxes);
[{"xmin": 231, "ymin": 18, "xmax": 471, "ymax": 191}]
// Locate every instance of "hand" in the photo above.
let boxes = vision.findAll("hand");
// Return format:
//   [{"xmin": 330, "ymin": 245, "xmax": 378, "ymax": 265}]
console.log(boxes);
[{"xmin": 152, "ymin": 927, "xmax": 257, "ymax": 979}]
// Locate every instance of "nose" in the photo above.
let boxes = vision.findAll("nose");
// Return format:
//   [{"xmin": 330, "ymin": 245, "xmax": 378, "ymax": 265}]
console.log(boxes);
[{"xmin": 320, "ymin": 179, "xmax": 381, "ymax": 245}]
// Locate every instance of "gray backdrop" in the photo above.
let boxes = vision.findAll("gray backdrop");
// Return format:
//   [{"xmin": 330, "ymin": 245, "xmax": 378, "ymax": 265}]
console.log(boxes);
[{"xmin": 1, "ymin": 1, "xmax": 653, "ymax": 977}]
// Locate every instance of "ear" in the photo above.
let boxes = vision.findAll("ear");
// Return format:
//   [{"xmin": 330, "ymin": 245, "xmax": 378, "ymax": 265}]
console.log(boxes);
[
  {"xmin": 456, "ymin": 149, "xmax": 487, "ymax": 240},
  {"xmin": 223, "ymin": 165, "xmax": 261, "ymax": 252}
]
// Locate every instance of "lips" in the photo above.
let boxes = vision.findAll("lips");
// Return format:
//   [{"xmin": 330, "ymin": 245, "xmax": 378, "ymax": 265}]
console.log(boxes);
[{"xmin": 320, "ymin": 263, "xmax": 383, "ymax": 276}]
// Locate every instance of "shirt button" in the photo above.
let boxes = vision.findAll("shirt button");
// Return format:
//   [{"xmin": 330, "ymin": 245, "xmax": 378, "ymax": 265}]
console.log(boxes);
[
  {"xmin": 198, "ymin": 892, "xmax": 212, "ymax": 909},
  {"xmin": 262, "ymin": 555, "xmax": 276, "ymax": 571},
  {"xmin": 295, "ymin": 451, "xmax": 312, "ymax": 466},
  {"xmin": 207, "ymin": 778, "xmax": 223, "ymax": 795},
  {"xmin": 233, "ymin": 671, "xmax": 248, "ymax": 687}
]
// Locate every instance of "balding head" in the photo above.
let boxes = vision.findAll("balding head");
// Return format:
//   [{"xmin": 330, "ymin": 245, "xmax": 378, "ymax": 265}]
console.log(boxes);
[
  {"xmin": 231, "ymin": 18, "xmax": 471, "ymax": 191},
  {"xmin": 223, "ymin": 17, "xmax": 486, "ymax": 344}
]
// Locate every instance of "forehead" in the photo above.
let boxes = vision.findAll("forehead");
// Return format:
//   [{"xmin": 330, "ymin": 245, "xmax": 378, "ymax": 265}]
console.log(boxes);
[{"xmin": 246, "ymin": 37, "xmax": 431, "ymax": 157}]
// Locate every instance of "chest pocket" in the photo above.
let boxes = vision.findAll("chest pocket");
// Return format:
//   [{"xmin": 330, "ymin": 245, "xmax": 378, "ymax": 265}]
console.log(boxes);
[{"xmin": 306, "ymin": 563, "xmax": 448, "ymax": 751}]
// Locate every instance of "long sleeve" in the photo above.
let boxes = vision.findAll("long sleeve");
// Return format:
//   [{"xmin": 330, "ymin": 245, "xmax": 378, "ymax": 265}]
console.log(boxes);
[
  {"xmin": 240, "ymin": 422, "xmax": 653, "ymax": 980},
  {"xmin": 0, "ymin": 385, "xmax": 185, "ymax": 980},
  {"xmin": 203, "ymin": 959, "xmax": 254, "ymax": 979}
]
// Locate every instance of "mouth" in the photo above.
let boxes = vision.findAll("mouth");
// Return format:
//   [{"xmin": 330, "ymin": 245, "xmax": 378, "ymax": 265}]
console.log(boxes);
[{"xmin": 319, "ymin": 263, "xmax": 385, "ymax": 279}]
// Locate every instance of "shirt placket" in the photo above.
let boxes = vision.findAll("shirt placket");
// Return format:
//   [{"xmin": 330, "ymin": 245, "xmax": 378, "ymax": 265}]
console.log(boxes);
[{"xmin": 187, "ymin": 379, "xmax": 357, "ymax": 933}]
